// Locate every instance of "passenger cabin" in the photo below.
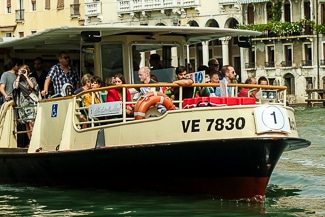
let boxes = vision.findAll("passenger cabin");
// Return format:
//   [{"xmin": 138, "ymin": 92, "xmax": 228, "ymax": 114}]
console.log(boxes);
[{"xmin": 0, "ymin": 26, "xmax": 260, "ymax": 84}]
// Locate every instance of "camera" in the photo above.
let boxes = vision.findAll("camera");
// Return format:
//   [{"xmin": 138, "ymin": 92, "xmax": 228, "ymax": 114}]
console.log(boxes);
[{"xmin": 21, "ymin": 69, "xmax": 27, "ymax": 74}]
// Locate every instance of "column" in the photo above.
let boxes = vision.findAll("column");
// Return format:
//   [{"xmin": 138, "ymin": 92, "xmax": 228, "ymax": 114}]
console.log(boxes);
[
  {"xmin": 202, "ymin": 41, "xmax": 209, "ymax": 65},
  {"xmin": 220, "ymin": 36, "xmax": 231, "ymax": 65}
]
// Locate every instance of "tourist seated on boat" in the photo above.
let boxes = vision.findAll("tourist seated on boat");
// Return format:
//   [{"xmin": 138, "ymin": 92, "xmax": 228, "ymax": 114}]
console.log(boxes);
[
  {"xmin": 83, "ymin": 76, "xmax": 103, "ymax": 107},
  {"xmin": 170, "ymin": 66, "xmax": 194, "ymax": 101},
  {"xmin": 151, "ymin": 74, "xmax": 168, "ymax": 94},
  {"xmin": 50, "ymin": 83, "xmax": 74, "ymax": 98},
  {"xmin": 131, "ymin": 66, "xmax": 162, "ymax": 101},
  {"xmin": 74, "ymin": 74, "xmax": 92, "ymax": 94},
  {"xmin": 250, "ymin": 77, "xmax": 268, "ymax": 99},
  {"xmin": 106, "ymin": 73, "xmax": 133, "ymax": 117},
  {"xmin": 199, "ymin": 71, "xmax": 220, "ymax": 97},
  {"xmin": 238, "ymin": 77, "xmax": 257, "ymax": 97},
  {"xmin": 13, "ymin": 65, "xmax": 40, "ymax": 141},
  {"xmin": 132, "ymin": 66, "xmax": 166, "ymax": 115},
  {"xmin": 215, "ymin": 65, "xmax": 236, "ymax": 97}
]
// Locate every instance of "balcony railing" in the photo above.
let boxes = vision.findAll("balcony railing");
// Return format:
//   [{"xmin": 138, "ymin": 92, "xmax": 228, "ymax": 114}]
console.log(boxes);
[
  {"xmin": 219, "ymin": 0, "xmax": 238, "ymax": 5},
  {"xmin": 117, "ymin": 0, "xmax": 199, "ymax": 15},
  {"xmin": 85, "ymin": 1, "xmax": 101, "ymax": 17},
  {"xmin": 281, "ymin": 61, "xmax": 292, "ymax": 67},
  {"xmin": 245, "ymin": 62, "xmax": 255, "ymax": 68},
  {"xmin": 70, "ymin": 3, "xmax": 80, "ymax": 17},
  {"xmin": 302, "ymin": 60, "xmax": 312, "ymax": 66},
  {"xmin": 15, "ymin": 9, "xmax": 24, "ymax": 22},
  {"xmin": 265, "ymin": 62, "xmax": 275, "ymax": 68}
]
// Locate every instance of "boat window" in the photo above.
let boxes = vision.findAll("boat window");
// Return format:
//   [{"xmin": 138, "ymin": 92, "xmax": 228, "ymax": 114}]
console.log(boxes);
[
  {"xmin": 101, "ymin": 43, "xmax": 124, "ymax": 85},
  {"xmin": 131, "ymin": 43, "xmax": 180, "ymax": 83},
  {"xmin": 81, "ymin": 45, "xmax": 95, "ymax": 76}
]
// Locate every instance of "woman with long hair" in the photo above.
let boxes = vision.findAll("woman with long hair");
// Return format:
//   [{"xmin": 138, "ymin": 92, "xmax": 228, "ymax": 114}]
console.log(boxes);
[
  {"xmin": 106, "ymin": 73, "xmax": 133, "ymax": 116},
  {"xmin": 13, "ymin": 64, "xmax": 40, "ymax": 140}
]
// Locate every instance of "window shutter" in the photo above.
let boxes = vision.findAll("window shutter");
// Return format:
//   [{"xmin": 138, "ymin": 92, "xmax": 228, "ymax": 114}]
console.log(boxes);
[
  {"xmin": 45, "ymin": 0, "xmax": 50, "ymax": 9},
  {"xmin": 57, "ymin": 0, "xmax": 64, "ymax": 9}
]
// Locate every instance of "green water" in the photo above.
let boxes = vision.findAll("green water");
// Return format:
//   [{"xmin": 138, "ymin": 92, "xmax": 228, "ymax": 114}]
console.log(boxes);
[{"xmin": 0, "ymin": 107, "xmax": 323, "ymax": 216}]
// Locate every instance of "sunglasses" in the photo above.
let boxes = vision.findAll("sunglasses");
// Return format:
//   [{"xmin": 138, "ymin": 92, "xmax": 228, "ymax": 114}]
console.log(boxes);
[{"xmin": 62, "ymin": 56, "xmax": 70, "ymax": 59}]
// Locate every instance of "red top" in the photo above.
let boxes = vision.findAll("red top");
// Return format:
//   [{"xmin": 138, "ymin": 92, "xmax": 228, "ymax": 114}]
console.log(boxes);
[
  {"xmin": 238, "ymin": 88, "xmax": 249, "ymax": 97},
  {"xmin": 106, "ymin": 88, "xmax": 132, "ymax": 104}
]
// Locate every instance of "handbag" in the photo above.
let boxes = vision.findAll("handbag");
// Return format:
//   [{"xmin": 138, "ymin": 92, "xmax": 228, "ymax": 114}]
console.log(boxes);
[
  {"xmin": 29, "ymin": 91, "xmax": 40, "ymax": 102},
  {"xmin": 18, "ymin": 82, "xmax": 40, "ymax": 102}
]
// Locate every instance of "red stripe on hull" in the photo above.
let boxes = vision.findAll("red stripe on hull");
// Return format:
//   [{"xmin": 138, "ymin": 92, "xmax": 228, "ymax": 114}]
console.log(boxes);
[{"xmin": 150, "ymin": 177, "xmax": 269, "ymax": 201}]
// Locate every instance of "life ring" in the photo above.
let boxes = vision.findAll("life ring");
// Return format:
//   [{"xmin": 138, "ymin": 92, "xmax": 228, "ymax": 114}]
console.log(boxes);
[{"xmin": 134, "ymin": 92, "xmax": 176, "ymax": 120}]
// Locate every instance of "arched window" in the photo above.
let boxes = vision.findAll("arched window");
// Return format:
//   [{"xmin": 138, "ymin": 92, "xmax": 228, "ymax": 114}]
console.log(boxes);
[
  {"xmin": 284, "ymin": 0, "xmax": 291, "ymax": 22},
  {"xmin": 284, "ymin": 73, "xmax": 295, "ymax": 94},
  {"xmin": 304, "ymin": 0, "xmax": 311, "ymax": 20},
  {"xmin": 266, "ymin": 2, "xmax": 273, "ymax": 22},
  {"xmin": 247, "ymin": 4, "xmax": 254, "ymax": 24}
]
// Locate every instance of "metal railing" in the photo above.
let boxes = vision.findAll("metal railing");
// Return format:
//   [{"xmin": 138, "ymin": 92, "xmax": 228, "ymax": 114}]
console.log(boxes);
[
  {"xmin": 71, "ymin": 83, "xmax": 287, "ymax": 130},
  {"xmin": 265, "ymin": 62, "xmax": 275, "ymax": 68},
  {"xmin": 281, "ymin": 61, "xmax": 292, "ymax": 67},
  {"xmin": 301, "ymin": 60, "xmax": 312, "ymax": 66},
  {"xmin": 245, "ymin": 62, "xmax": 255, "ymax": 68}
]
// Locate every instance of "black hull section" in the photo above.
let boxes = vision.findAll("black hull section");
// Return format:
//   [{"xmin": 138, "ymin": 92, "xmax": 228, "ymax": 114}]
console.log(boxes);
[{"xmin": 0, "ymin": 138, "xmax": 310, "ymax": 199}]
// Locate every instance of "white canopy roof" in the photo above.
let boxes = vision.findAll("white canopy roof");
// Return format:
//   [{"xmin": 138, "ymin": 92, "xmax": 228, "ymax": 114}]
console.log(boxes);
[{"xmin": 0, "ymin": 25, "xmax": 261, "ymax": 51}]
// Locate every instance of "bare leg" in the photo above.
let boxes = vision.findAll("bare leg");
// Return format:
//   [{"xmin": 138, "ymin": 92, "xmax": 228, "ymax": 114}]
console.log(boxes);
[
  {"xmin": 25, "ymin": 124, "xmax": 31, "ymax": 140},
  {"xmin": 29, "ymin": 122, "xmax": 34, "ymax": 139}
]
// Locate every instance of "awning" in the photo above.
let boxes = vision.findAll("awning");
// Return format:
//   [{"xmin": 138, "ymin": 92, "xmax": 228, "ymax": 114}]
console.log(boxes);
[
  {"xmin": 0, "ymin": 25, "xmax": 17, "ymax": 32},
  {"xmin": 238, "ymin": 0, "xmax": 270, "ymax": 4}
]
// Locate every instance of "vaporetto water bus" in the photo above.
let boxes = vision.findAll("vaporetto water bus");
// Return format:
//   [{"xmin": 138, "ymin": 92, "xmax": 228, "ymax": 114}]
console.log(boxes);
[{"xmin": 0, "ymin": 26, "xmax": 310, "ymax": 202}]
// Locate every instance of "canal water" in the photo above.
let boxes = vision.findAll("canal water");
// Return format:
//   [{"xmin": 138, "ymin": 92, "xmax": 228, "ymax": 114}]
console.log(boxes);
[{"xmin": 0, "ymin": 107, "xmax": 323, "ymax": 216}]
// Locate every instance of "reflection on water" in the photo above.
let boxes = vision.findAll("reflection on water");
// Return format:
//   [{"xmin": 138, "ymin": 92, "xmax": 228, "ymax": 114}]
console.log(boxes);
[
  {"xmin": 0, "ymin": 107, "xmax": 324, "ymax": 216},
  {"xmin": 267, "ymin": 107, "xmax": 325, "ymax": 216}
]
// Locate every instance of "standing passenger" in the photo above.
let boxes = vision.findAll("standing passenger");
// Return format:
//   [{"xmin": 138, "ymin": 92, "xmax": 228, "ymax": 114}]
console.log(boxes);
[
  {"xmin": 13, "ymin": 65, "xmax": 40, "ymax": 140},
  {"xmin": 208, "ymin": 58, "xmax": 222, "ymax": 80},
  {"xmin": 41, "ymin": 51, "xmax": 80, "ymax": 97},
  {"xmin": 30, "ymin": 57, "xmax": 53, "ymax": 94},
  {"xmin": 0, "ymin": 58, "xmax": 21, "ymax": 103}
]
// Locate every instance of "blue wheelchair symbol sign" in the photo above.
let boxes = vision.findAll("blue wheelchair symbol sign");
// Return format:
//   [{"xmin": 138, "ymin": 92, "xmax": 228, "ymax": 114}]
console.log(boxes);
[{"xmin": 51, "ymin": 104, "xmax": 58, "ymax": 118}]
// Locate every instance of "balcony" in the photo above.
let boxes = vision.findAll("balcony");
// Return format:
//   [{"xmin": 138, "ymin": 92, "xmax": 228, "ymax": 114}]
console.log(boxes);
[
  {"xmin": 117, "ymin": 0, "xmax": 199, "ymax": 16},
  {"xmin": 301, "ymin": 60, "xmax": 312, "ymax": 66},
  {"xmin": 85, "ymin": 1, "xmax": 101, "ymax": 17},
  {"xmin": 264, "ymin": 62, "xmax": 275, "ymax": 68},
  {"xmin": 281, "ymin": 61, "xmax": 292, "ymax": 67},
  {"xmin": 15, "ymin": 9, "xmax": 24, "ymax": 22},
  {"xmin": 70, "ymin": 3, "xmax": 80, "ymax": 17}
]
